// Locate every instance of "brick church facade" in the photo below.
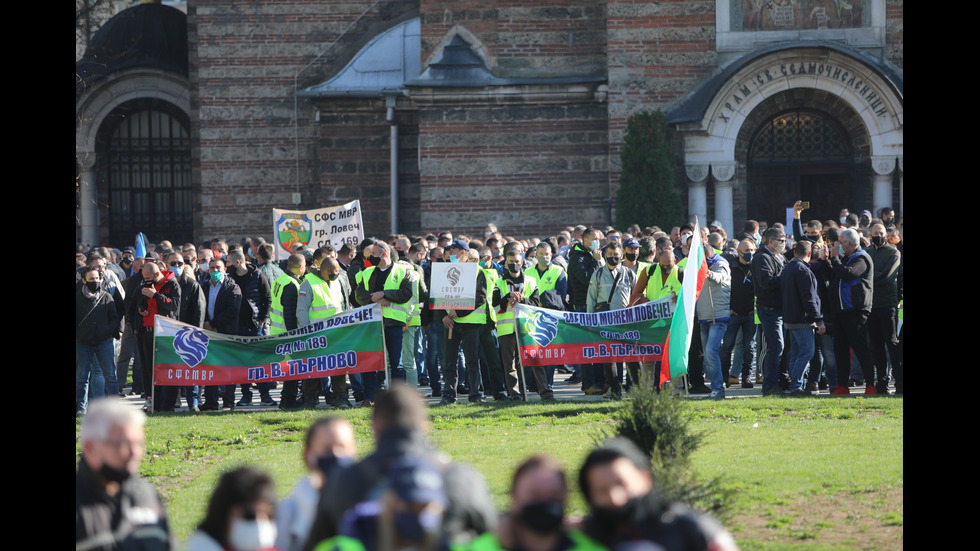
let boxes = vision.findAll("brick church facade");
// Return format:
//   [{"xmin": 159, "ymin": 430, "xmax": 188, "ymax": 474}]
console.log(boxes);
[{"xmin": 76, "ymin": 0, "xmax": 903, "ymax": 247}]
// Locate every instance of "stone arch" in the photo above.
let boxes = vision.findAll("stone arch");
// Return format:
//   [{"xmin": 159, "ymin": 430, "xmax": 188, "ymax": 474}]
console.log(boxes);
[
  {"xmin": 76, "ymin": 69, "xmax": 191, "ymax": 246},
  {"xmin": 671, "ymin": 44, "xmax": 903, "ymax": 233}
]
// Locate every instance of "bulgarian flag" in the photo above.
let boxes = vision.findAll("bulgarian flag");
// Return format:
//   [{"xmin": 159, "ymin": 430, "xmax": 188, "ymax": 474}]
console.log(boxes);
[{"xmin": 660, "ymin": 221, "xmax": 709, "ymax": 385}]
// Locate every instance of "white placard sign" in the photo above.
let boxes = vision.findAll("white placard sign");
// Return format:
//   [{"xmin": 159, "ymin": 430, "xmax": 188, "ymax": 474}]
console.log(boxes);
[
  {"xmin": 272, "ymin": 201, "xmax": 363, "ymax": 260},
  {"xmin": 429, "ymin": 262, "xmax": 480, "ymax": 310}
]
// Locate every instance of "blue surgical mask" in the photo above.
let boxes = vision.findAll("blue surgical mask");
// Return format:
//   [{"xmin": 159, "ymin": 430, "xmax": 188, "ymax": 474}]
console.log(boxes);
[
  {"xmin": 171, "ymin": 265, "xmax": 183, "ymax": 277},
  {"xmin": 590, "ymin": 240, "xmax": 600, "ymax": 251}
]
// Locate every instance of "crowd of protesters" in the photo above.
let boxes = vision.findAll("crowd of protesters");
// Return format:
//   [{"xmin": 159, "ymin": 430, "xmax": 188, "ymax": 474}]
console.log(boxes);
[{"xmin": 76, "ymin": 202, "xmax": 903, "ymax": 412}]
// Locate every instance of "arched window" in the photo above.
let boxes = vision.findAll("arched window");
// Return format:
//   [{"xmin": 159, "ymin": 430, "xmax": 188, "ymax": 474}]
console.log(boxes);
[
  {"xmin": 749, "ymin": 110, "xmax": 852, "ymax": 163},
  {"xmin": 99, "ymin": 98, "xmax": 192, "ymax": 246},
  {"xmin": 746, "ymin": 110, "xmax": 858, "ymax": 223}
]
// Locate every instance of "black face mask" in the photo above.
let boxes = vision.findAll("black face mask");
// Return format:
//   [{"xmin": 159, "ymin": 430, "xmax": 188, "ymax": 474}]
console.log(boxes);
[
  {"xmin": 871, "ymin": 236, "xmax": 886, "ymax": 247},
  {"xmin": 624, "ymin": 253, "xmax": 638, "ymax": 262},
  {"xmin": 99, "ymin": 463, "xmax": 131, "ymax": 484},
  {"xmin": 121, "ymin": 257, "xmax": 133, "ymax": 266},
  {"xmin": 85, "ymin": 281, "xmax": 100, "ymax": 292},
  {"xmin": 591, "ymin": 495, "xmax": 642, "ymax": 527},
  {"xmin": 507, "ymin": 263, "xmax": 521, "ymax": 273},
  {"xmin": 519, "ymin": 500, "xmax": 564, "ymax": 534},
  {"xmin": 315, "ymin": 454, "xmax": 354, "ymax": 475},
  {"xmin": 606, "ymin": 257, "xmax": 621, "ymax": 267},
  {"xmin": 366, "ymin": 255, "xmax": 381, "ymax": 266}
]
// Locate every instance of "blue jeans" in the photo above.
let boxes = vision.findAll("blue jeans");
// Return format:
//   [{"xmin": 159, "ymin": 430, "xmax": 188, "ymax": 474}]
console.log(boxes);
[
  {"xmin": 700, "ymin": 321, "xmax": 728, "ymax": 393},
  {"xmin": 76, "ymin": 340, "xmax": 119, "ymax": 412},
  {"xmin": 757, "ymin": 306, "xmax": 784, "ymax": 392},
  {"xmin": 787, "ymin": 327, "xmax": 815, "ymax": 392},
  {"xmin": 400, "ymin": 326, "xmax": 418, "ymax": 386},
  {"xmin": 720, "ymin": 313, "xmax": 755, "ymax": 382}
]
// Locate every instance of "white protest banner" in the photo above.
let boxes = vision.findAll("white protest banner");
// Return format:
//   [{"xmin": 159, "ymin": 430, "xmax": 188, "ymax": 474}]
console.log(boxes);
[
  {"xmin": 272, "ymin": 200, "xmax": 363, "ymax": 260},
  {"xmin": 429, "ymin": 262, "xmax": 480, "ymax": 310}
]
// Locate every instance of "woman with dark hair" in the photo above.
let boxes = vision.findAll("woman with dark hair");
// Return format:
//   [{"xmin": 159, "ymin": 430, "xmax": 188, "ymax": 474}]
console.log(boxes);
[{"xmin": 186, "ymin": 466, "xmax": 278, "ymax": 551}]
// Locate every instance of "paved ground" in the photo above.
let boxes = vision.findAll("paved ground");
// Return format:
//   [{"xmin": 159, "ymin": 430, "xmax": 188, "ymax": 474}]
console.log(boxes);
[{"xmin": 115, "ymin": 370, "xmax": 891, "ymax": 412}]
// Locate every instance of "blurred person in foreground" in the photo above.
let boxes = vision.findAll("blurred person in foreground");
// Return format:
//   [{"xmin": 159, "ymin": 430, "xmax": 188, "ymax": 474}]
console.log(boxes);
[
  {"xmin": 578, "ymin": 438, "xmax": 738, "ymax": 551},
  {"xmin": 76, "ymin": 398, "xmax": 175, "ymax": 551},
  {"xmin": 465, "ymin": 455, "xmax": 604, "ymax": 551},
  {"xmin": 306, "ymin": 383, "xmax": 497, "ymax": 549},
  {"xmin": 186, "ymin": 466, "xmax": 278, "ymax": 551},
  {"xmin": 277, "ymin": 417, "xmax": 357, "ymax": 551}
]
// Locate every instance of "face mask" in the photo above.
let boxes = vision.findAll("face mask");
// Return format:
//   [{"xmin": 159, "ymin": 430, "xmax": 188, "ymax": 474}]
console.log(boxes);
[
  {"xmin": 590, "ymin": 240, "xmax": 600, "ymax": 251},
  {"xmin": 591, "ymin": 495, "xmax": 642, "ymax": 527},
  {"xmin": 772, "ymin": 240, "xmax": 786, "ymax": 255},
  {"xmin": 171, "ymin": 266, "xmax": 183, "ymax": 277},
  {"xmin": 85, "ymin": 281, "xmax": 100, "ymax": 292},
  {"xmin": 518, "ymin": 500, "xmax": 564, "ymax": 534},
  {"xmin": 840, "ymin": 217, "xmax": 848, "ymax": 225},
  {"xmin": 606, "ymin": 257, "xmax": 621, "ymax": 267},
  {"xmin": 752, "ymin": 233, "xmax": 761, "ymax": 245},
  {"xmin": 121, "ymin": 257, "xmax": 133, "ymax": 266},
  {"xmin": 366, "ymin": 255, "xmax": 381, "ymax": 266},
  {"xmin": 871, "ymin": 236, "xmax": 886, "ymax": 247},
  {"xmin": 394, "ymin": 510, "xmax": 442, "ymax": 541},
  {"xmin": 227, "ymin": 518, "xmax": 276, "ymax": 551},
  {"xmin": 537, "ymin": 256, "xmax": 551, "ymax": 267},
  {"xmin": 837, "ymin": 244, "xmax": 845, "ymax": 256},
  {"xmin": 507, "ymin": 263, "xmax": 521, "ymax": 273},
  {"xmin": 479, "ymin": 260, "xmax": 489, "ymax": 269},
  {"xmin": 741, "ymin": 251, "xmax": 753, "ymax": 263},
  {"xmin": 210, "ymin": 271, "xmax": 224, "ymax": 283},
  {"xmin": 98, "ymin": 463, "xmax": 131, "ymax": 484},
  {"xmin": 314, "ymin": 454, "xmax": 354, "ymax": 474},
  {"xmin": 449, "ymin": 254, "xmax": 461, "ymax": 263},
  {"xmin": 624, "ymin": 253, "xmax": 637, "ymax": 262},
  {"xmin": 327, "ymin": 273, "xmax": 339, "ymax": 282}
]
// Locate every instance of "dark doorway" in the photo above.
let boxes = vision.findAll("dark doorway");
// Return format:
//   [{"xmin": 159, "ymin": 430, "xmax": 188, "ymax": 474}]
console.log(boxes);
[
  {"xmin": 97, "ymin": 98, "xmax": 193, "ymax": 248},
  {"xmin": 747, "ymin": 110, "xmax": 860, "ymax": 232}
]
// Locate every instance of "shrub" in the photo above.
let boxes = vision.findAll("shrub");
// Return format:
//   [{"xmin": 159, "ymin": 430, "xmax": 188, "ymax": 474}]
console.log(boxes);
[{"xmin": 605, "ymin": 383, "xmax": 735, "ymax": 519}]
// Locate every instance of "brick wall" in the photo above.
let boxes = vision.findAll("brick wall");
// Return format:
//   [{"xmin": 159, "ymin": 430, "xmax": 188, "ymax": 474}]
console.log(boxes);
[
  {"xmin": 420, "ymin": 0, "xmax": 607, "ymax": 78},
  {"xmin": 189, "ymin": 0, "xmax": 418, "ymax": 243},
  {"xmin": 417, "ymin": 101, "xmax": 609, "ymax": 237},
  {"xmin": 313, "ymin": 99, "xmax": 420, "ymax": 236},
  {"xmin": 605, "ymin": 0, "xmax": 718, "ymax": 214}
]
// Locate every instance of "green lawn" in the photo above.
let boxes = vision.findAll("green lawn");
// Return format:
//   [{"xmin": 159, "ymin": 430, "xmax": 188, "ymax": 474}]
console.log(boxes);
[{"xmin": 75, "ymin": 396, "xmax": 902, "ymax": 550}]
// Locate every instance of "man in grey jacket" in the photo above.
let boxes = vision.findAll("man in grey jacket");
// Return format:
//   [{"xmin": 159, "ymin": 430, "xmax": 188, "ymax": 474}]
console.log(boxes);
[
  {"xmin": 587, "ymin": 242, "xmax": 637, "ymax": 400},
  {"xmin": 697, "ymin": 234, "xmax": 731, "ymax": 400}
]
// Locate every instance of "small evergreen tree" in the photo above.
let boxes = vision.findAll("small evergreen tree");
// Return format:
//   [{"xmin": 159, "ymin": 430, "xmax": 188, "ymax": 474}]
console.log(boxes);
[
  {"xmin": 616, "ymin": 111, "xmax": 685, "ymax": 230},
  {"xmin": 604, "ymin": 383, "xmax": 735, "ymax": 519}
]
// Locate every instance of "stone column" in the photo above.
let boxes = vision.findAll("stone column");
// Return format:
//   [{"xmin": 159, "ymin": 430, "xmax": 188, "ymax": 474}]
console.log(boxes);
[
  {"xmin": 897, "ymin": 157, "xmax": 903, "ymax": 216},
  {"xmin": 686, "ymin": 165, "xmax": 708, "ymax": 226},
  {"xmin": 871, "ymin": 156, "xmax": 896, "ymax": 216},
  {"xmin": 712, "ymin": 163, "xmax": 736, "ymax": 237},
  {"xmin": 77, "ymin": 152, "xmax": 98, "ymax": 248}
]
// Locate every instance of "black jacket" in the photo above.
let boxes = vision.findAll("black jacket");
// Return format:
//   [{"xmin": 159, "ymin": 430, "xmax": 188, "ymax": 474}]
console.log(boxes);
[
  {"xmin": 722, "ymin": 252, "xmax": 755, "ymax": 316},
  {"xmin": 204, "ymin": 276, "xmax": 242, "ymax": 335},
  {"xmin": 780, "ymin": 258, "xmax": 822, "ymax": 325},
  {"xmin": 307, "ymin": 428, "xmax": 497, "ymax": 549},
  {"xmin": 76, "ymin": 283, "xmax": 120, "ymax": 343},
  {"xmin": 751, "ymin": 245, "xmax": 784, "ymax": 310},
  {"xmin": 827, "ymin": 249, "xmax": 874, "ymax": 315},
  {"xmin": 175, "ymin": 272, "xmax": 206, "ymax": 327},
  {"xmin": 230, "ymin": 263, "xmax": 272, "ymax": 331},
  {"xmin": 583, "ymin": 490, "xmax": 732, "ymax": 551},
  {"xmin": 567, "ymin": 243, "xmax": 599, "ymax": 311},
  {"xmin": 76, "ymin": 459, "xmax": 174, "ymax": 551}
]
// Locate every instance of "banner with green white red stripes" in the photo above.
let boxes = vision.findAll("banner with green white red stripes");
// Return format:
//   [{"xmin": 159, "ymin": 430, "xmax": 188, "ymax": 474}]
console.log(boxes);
[
  {"xmin": 514, "ymin": 298, "xmax": 674, "ymax": 366},
  {"xmin": 152, "ymin": 304, "xmax": 385, "ymax": 386}
]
